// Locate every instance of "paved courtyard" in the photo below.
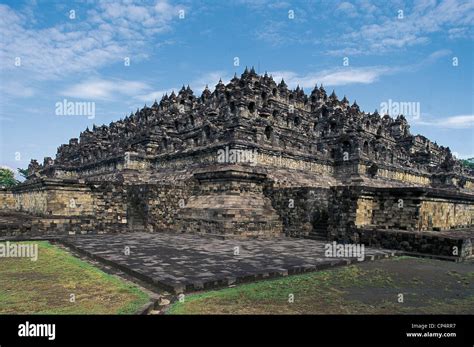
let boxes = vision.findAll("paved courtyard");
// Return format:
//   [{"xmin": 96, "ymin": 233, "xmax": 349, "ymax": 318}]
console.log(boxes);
[{"xmin": 61, "ymin": 232, "xmax": 397, "ymax": 293}]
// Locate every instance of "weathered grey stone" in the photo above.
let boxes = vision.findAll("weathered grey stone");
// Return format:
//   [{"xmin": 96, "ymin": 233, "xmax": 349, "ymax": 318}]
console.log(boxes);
[{"xmin": 0, "ymin": 69, "xmax": 472, "ymax": 257}]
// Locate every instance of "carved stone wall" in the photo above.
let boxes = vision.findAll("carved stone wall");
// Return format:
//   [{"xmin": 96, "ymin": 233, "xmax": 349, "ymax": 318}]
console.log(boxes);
[
  {"xmin": 2, "ymin": 69, "xmax": 473, "ymax": 242},
  {"xmin": 0, "ymin": 189, "xmax": 16, "ymax": 210},
  {"xmin": 419, "ymin": 200, "xmax": 473, "ymax": 231},
  {"xmin": 22, "ymin": 69, "xmax": 473, "ymax": 193},
  {"xmin": 329, "ymin": 186, "xmax": 474, "ymax": 241},
  {"xmin": 264, "ymin": 186, "xmax": 331, "ymax": 237}
]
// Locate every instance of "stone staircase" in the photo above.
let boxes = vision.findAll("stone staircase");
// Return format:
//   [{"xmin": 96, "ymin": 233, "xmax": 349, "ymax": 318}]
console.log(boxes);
[
  {"xmin": 305, "ymin": 218, "xmax": 329, "ymax": 241},
  {"xmin": 177, "ymin": 168, "xmax": 283, "ymax": 238}
]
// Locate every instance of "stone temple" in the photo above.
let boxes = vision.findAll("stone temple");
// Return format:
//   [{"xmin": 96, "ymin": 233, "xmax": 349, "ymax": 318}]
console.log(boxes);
[{"xmin": 1, "ymin": 68, "xmax": 473, "ymax": 259}]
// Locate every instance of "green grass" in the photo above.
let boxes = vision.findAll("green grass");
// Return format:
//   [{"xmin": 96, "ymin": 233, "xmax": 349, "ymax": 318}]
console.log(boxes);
[
  {"xmin": 168, "ymin": 257, "xmax": 474, "ymax": 314},
  {"xmin": 0, "ymin": 241, "xmax": 150, "ymax": 314}
]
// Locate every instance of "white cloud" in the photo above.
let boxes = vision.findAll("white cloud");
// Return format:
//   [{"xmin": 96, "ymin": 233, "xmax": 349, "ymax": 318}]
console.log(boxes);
[
  {"xmin": 61, "ymin": 79, "xmax": 151, "ymax": 100},
  {"xmin": 251, "ymin": 1, "xmax": 474, "ymax": 54},
  {"xmin": 448, "ymin": 27, "xmax": 470, "ymax": 39},
  {"xmin": 61, "ymin": 70, "xmax": 231, "ymax": 105},
  {"xmin": 415, "ymin": 115, "xmax": 474, "ymax": 129},
  {"xmin": 236, "ymin": 0, "xmax": 289, "ymax": 9},
  {"xmin": 336, "ymin": 2, "xmax": 358, "ymax": 17},
  {"xmin": 0, "ymin": 1, "xmax": 183, "ymax": 80},
  {"xmin": 269, "ymin": 66, "xmax": 396, "ymax": 88},
  {"xmin": 331, "ymin": 0, "xmax": 474, "ymax": 55}
]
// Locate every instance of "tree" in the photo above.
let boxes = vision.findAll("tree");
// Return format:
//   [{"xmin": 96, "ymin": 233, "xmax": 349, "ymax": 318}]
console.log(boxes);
[
  {"xmin": 0, "ymin": 167, "xmax": 19, "ymax": 188},
  {"xmin": 17, "ymin": 168, "xmax": 29, "ymax": 180},
  {"xmin": 461, "ymin": 158, "xmax": 474, "ymax": 170}
]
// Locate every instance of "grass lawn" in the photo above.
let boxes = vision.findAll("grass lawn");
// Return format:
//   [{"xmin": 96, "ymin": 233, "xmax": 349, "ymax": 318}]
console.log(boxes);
[
  {"xmin": 169, "ymin": 256, "xmax": 474, "ymax": 314},
  {"xmin": 0, "ymin": 241, "xmax": 150, "ymax": 314}
]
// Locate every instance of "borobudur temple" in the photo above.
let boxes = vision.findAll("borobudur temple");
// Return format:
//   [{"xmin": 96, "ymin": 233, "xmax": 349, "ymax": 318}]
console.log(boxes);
[{"xmin": 1, "ymin": 68, "xmax": 473, "ymax": 259}]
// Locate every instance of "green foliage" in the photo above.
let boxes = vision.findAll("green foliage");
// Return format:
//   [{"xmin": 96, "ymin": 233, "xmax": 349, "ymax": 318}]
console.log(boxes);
[
  {"xmin": 0, "ymin": 167, "xmax": 18, "ymax": 187},
  {"xmin": 460, "ymin": 159, "xmax": 474, "ymax": 170},
  {"xmin": 17, "ymin": 168, "xmax": 29, "ymax": 179}
]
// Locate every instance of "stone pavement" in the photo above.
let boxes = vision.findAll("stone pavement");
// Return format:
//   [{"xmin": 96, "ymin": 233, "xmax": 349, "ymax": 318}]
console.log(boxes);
[{"xmin": 61, "ymin": 232, "xmax": 397, "ymax": 293}]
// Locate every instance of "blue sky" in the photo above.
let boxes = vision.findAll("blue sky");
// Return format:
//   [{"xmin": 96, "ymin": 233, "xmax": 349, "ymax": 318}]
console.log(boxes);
[{"xmin": 0, "ymin": 0, "xmax": 473, "ymax": 175}]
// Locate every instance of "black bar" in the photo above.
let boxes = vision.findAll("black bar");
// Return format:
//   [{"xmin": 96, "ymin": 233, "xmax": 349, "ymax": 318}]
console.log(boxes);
[{"xmin": 0, "ymin": 315, "xmax": 472, "ymax": 346}]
